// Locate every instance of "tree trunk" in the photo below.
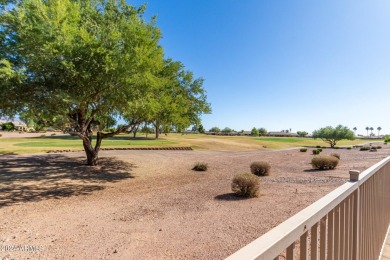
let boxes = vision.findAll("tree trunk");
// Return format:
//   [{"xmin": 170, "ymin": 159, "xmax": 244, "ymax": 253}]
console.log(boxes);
[
  {"xmin": 82, "ymin": 133, "xmax": 102, "ymax": 166},
  {"xmin": 132, "ymin": 124, "xmax": 139, "ymax": 139},
  {"xmin": 85, "ymin": 147, "xmax": 98, "ymax": 166},
  {"xmin": 83, "ymin": 140, "xmax": 98, "ymax": 166},
  {"xmin": 155, "ymin": 124, "xmax": 160, "ymax": 139}
]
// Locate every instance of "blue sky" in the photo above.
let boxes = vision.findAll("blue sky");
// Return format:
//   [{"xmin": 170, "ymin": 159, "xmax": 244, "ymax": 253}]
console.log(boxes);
[{"xmin": 130, "ymin": 0, "xmax": 390, "ymax": 135}]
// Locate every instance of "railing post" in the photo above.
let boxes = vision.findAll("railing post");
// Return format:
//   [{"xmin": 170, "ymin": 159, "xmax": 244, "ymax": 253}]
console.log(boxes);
[
  {"xmin": 350, "ymin": 170, "xmax": 360, "ymax": 260},
  {"xmin": 350, "ymin": 170, "xmax": 360, "ymax": 182}
]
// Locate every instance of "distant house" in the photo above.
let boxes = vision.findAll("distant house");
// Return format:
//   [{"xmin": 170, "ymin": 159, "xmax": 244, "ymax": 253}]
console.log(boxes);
[
  {"xmin": 268, "ymin": 131, "xmax": 299, "ymax": 137},
  {"xmin": 0, "ymin": 119, "xmax": 28, "ymax": 131},
  {"xmin": 205, "ymin": 131, "xmax": 244, "ymax": 136}
]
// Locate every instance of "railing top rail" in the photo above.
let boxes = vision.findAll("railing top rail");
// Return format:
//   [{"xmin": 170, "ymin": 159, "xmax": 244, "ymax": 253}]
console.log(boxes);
[
  {"xmin": 226, "ymin": 156, "xmax": 390, "ymax": 260},
  {"xmin": 358, "ymin": 156, "xmax": 390, "ymax": 184}
]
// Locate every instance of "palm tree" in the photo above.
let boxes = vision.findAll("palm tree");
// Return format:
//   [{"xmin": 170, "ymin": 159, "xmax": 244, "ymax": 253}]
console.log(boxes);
[
  {"xmin": 366, "ymin": 126, "xmax": 369, "ymax": 136},
  {"xmin": 353, "ymin": 127, "xmax": 357, "ymax": 134},
  {"xmin": 370, "ymin": 127, "xmax": 374, "ymax": 135},
  {"xmin": 377, "ymin": 127, "xmax": 382, "ymax": 136}
]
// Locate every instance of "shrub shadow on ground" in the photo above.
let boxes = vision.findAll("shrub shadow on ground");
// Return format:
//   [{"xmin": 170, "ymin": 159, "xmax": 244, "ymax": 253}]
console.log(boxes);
[
  {"xmin": 303, "ymin": 169, "xmax": 335, "ymax": 172},
  {"xmin": 303, "ymin": 169, "xmax": 326, "ymax": 172},
  {"xmin": 214, "ymin": 193, "xmax": 251, "ymax": 201},
  {"xmin": 0, "ymin": 155, "xmax": 135, "ymax": 207}
]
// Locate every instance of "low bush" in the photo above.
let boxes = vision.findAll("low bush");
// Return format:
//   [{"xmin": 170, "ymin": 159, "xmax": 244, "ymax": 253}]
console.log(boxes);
[
  {"xmin": 322, "ymin": 146, "xmax": 327, "ymax": 149},
  {"xmin": 331, "ymin": 153, "xmax": 341, "ymax": 160},
  {"xmin": 250, "ymin": 161, "xmax": 270, "ymax": 176},
  {"xmin": 376, "ymin": 146, "xmax": 382, "ymax": 149},
  {"xmin": 334, "ymin": 146, "xmax": 340, "ymax": 149},
  {"xmin": 312, "ymin": 149, "xmax": 320, "ymax": 155},
  {"xmin": 231, "ymin": 173, "xmax": 259, "ymax": 198},
  {"xmin": 317, "ymin": 148, "xmax": 323, "ymax": 152},
  {"xmin": 311, "ymin": 156, "xmax": 339, "ymax": 170},
  {"xmin": 300, "ymin": 148, "xmax": 307, "ymax": 152},
  {"xmin": 360, "ymin": 146, "xmax": 370, "ymax": 151},
  {"xmin": 347, "ymin": 147, "xmax": 352, "ymax": 150},
  {"xmin": 192, "ymin": 162, "xmax": 208, "ymax": 171},
  {"xmin": 316, "ymin": 145, "xmax": 321, "ymax": 148}
]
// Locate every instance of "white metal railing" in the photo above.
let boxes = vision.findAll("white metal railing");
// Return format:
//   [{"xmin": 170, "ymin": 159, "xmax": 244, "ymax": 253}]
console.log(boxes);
[{"xmin": 226, "ymin": 156, "xmax": 390, "ymax": 260}]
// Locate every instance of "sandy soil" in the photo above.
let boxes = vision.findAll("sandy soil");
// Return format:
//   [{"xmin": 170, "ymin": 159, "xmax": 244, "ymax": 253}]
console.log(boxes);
[{"xmin": 0, "ymin": 146, "xmax": 389, "ymax": 259}]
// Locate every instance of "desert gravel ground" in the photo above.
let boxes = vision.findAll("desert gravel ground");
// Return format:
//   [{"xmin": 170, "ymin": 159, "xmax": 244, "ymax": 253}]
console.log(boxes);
[{"xmin": 0, "ymin": 145, "xmax": 389, "ymax": 259}]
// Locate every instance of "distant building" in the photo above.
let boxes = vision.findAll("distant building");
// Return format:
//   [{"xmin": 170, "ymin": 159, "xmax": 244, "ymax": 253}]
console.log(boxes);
[
  {"xmin": 0, "ymin": 119, "xmax": 28, "ymax": 131},
  {"xmin": 268, "ymin": 131, "xmax": 299, "ymax": 137}
]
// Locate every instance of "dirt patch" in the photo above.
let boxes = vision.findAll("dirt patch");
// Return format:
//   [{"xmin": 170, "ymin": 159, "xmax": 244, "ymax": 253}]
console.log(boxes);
[{"xmin": 0, "ymin": 147, "xmax": 389, "ymax": 259}]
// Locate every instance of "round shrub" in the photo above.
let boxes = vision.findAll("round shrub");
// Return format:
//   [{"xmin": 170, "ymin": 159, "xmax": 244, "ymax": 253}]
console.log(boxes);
[
  {"xmin": 192, "ymin": 162, "xmax": 208, "ymax": 171},
  {"xmin": 347, "ymin": 147, "xmax": 352, "ymax": 150},
  {"xmin": 360, "ymin": 146, "xmax": 370, "ymax": 151},
  {"xmin": 312, "ymin": 149, "xmax": 320, "ymax": 155},
  {"xmin": 334, "ymin": 146, "xmax": 340, "ymax": 149},
  {"xmin": 311, "ymin": 156, "xmax": 339, "ymax": 170},
  {"xmin": 231, "ymin": 173, "xmax": 259, "ymax": 198},
  {"xmin": 300, "ymin": 148, "xmax": 307, "ymax": 152},
  {"xmin": 376, "ymin": 146, "xmax": 382, "ymax": 149},
  {"xmin": 250, "ymin": 161, "xmax": 270, "ymax": 176},
  {"xmin": 316, "ymin": 145, "xmax": 321, "ymax": 148},
  {"xmin": 317, "ymin": 148, "xmax": 323, "ymax": 152},
  {"xmin": 331, "ymin": 153, "xmax": 340, "ymax": 160}
]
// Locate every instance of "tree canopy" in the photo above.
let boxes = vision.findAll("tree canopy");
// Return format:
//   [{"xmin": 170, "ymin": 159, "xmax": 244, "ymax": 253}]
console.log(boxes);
[
  {"xmin": 0, "ymin": 0, "xmax": 210, "ymax": 165},
  {"xmin": 258, "ymin": 127, "xmax": 267, "ymax": 136},
  {"xmin": 312, "ymin": 125, "xmax": 354, "ymax": 147},
  {"xmin": 251, "ymin": 127, "xmax": 259, "ymax": 136},
  {"xmin": 209, "ymin": 127, "xmax": 220, "ymax": 133},
  {"xmin": 297, "ymin": 131, "xmax": 308, "ymax": 137}
]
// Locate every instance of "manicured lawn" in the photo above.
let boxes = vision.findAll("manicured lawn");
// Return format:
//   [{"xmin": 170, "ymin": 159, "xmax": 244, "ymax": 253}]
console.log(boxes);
[
  {"xmin": 253, "ymin": 136, "xmax": 377, "ymax": 149},
  {"xmin": 0, "ymin": 133, "xmax": 381, "ymax": 154},
  {"xmin": 0, "ymin": 134, "xmax": 176, "ymax": 154}
]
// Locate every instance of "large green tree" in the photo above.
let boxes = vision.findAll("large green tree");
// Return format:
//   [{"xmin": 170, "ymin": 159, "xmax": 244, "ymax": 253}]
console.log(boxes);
[
  {"xmin": 148, "ymin": 59, "xmax": 210, "ymax": 138},
  {"xmin": 251, "ymin": 127, "xmax": 259, "ymax": 136},
  {"xmin": 0, "ymin": 0, "xmax": 210, "ymax": 165},
  {"xmin": 312, "ymin": 125, "xmax": 355, "ymax": 148},
  {"xmin": 258, "ymin": 127, "xmax": 267, "ymax": 136}
]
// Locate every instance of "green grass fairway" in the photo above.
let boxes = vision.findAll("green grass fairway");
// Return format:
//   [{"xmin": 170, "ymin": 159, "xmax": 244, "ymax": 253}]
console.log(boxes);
[
  {"xmin": 0, "ymin": 134, "xmax": 176, "ymax": 154},
  {"xmin": 0, "ymin": 133, "xmax": 381, "ymax": 154},
  {"xmin": 252, "ymin": 136, "xmax": 377, "ymax": 149}
]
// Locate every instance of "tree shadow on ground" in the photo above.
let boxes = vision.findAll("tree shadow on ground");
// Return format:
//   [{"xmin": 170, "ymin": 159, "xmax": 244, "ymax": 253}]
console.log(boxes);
[
  {"xmin": 214, "ymin": 193, "xmax": 251, "ymax": 201},
  {"xmin": 0, "ymin": 155, "xmax": 135, "ymax": 207}
]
